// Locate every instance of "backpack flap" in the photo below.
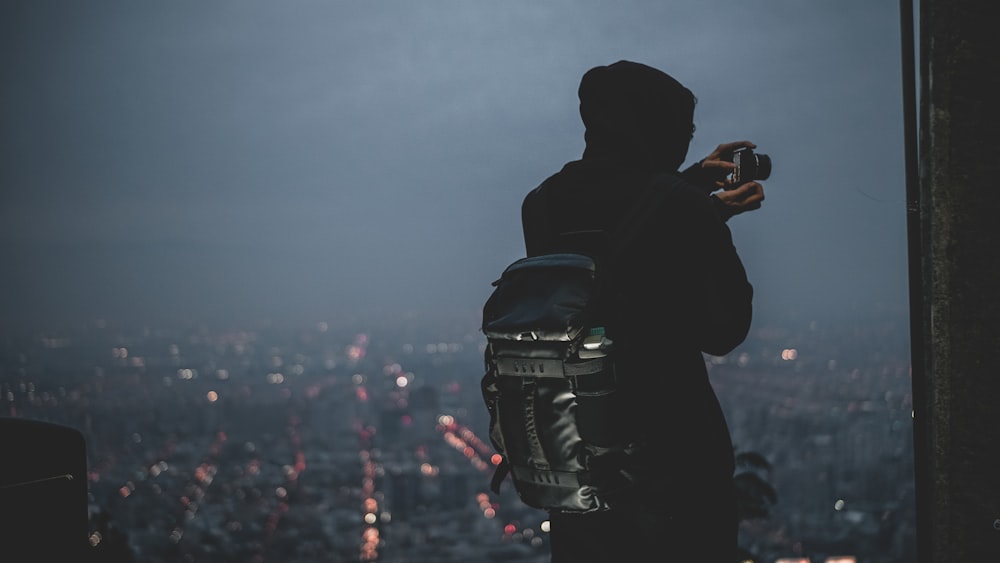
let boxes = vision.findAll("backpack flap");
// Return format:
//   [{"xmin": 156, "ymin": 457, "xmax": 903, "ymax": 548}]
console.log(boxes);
[{"xmin": 482, "ymin": 253, "xmax": 598, "ymax": 354}]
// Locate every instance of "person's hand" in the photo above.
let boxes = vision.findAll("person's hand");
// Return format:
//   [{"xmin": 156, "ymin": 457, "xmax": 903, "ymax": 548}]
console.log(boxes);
[
  {"xmin": 711, "ymin": 180, "xmax": 764, "ymax": 221},
  {"xmin": 680, "ymin": 140, "xmax": 756, "ymax": 192},
  {"xmin": 698, "ymin": 140, "xmax": 756, "ymax": 191}
]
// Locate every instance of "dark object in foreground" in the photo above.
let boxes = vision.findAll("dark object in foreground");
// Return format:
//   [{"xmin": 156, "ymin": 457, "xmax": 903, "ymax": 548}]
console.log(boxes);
[{"xmin": 0, "ymin": 418, "xmax": 89, "ymax": 561}]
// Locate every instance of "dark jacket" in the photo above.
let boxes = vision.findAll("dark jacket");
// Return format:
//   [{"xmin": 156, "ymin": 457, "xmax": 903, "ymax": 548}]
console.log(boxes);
[{"xmin": 520, "ymin": 61, "xmax": 753, "ymax": 491}]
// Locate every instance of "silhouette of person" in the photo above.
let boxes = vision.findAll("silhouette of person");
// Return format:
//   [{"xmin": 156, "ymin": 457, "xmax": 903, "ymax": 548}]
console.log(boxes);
[{"xmin": 520, "ymin": 60, "xmax": 764, "ymax": 562}]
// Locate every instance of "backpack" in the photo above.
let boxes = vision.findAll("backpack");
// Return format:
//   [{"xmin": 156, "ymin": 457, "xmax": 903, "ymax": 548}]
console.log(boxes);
[{"xmin": 480, "ymin": 183, "xmax": 663, "ymax": 513}]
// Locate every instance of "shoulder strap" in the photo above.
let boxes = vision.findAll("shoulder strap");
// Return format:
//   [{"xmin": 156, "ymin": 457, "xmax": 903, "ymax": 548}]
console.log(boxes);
[{"xmin": 528, "ymin": 174, "xmax": 668, "ymax": 263}]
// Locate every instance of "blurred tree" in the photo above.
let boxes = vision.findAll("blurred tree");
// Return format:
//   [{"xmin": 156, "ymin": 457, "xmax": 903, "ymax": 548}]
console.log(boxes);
[
  {"xmin": 86, "ymin": 508, "xmax": 138, "ymax": 562},
  {"xmin": 732, "ymin": 447, "xmax": 778, "ymax": 562},
  {"xmin": 734, "ymin": 449, "xmax": 777, "ymax": 521}
]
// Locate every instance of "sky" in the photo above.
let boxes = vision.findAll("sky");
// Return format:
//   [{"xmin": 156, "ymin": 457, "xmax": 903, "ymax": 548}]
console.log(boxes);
[{"xmin": 0, "ymin": 0, "xmax": 913, "ymax": 329}]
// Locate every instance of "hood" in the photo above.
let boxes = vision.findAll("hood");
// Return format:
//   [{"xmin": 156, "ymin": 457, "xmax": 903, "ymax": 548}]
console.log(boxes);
[{"xmin": 578, "ymin": 60, "xmax": 695, "ymax": 172}]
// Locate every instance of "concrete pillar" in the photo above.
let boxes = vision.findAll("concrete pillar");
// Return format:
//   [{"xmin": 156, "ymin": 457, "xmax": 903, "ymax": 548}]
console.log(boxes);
[{"xmin": 911, "ymin": 0, "xmax": 1000, "ymax": 560}]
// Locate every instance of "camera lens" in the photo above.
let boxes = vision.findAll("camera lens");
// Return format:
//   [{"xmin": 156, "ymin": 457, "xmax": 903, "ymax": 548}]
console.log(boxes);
[
  {"xmin": 731, "ymin": 147, "xmax": 772, "ymax": 184},
  {"xmin": 755, "ymin": 153, "xmax": 771, "ymax": 181}
]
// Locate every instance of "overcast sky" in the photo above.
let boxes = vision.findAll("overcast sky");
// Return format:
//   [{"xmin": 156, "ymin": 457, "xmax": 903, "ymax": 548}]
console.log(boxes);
[{"xmin": 0, "ymin": 1, "xmax": 912, "ymax": 329}]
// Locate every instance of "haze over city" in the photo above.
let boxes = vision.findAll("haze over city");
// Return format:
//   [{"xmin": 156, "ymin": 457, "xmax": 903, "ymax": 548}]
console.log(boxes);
[{"xmin": 1, "ymin": 1, "xmax": 911, "ymax": 328}]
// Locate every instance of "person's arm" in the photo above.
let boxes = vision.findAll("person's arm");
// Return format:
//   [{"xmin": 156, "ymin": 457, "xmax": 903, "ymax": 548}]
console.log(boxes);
[
  {"xmin": 681, "ymin": 186, "xmax": 756, "ymax": 356},
  {"xmin": 697, "ymin": 220, "xmax": 754, "ymax": 356}
]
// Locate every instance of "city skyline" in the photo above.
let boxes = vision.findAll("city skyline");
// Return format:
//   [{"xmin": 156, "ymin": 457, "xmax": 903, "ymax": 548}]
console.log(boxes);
[{"xmin": 1, "ymin": 309, "xmax": 915, "ymax": 561}]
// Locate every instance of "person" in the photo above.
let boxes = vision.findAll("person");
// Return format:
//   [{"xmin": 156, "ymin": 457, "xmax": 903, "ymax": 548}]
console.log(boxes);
[{"xmin": 520, "ymin": 60, "xmax": 765, "ymax": 562}]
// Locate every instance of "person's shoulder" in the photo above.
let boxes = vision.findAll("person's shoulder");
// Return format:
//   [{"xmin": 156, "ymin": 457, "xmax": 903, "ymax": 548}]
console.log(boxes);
[
  {"xmin": 523, "ymin": 160, "xmax": 582, "ymax": 204},
  {"xmin": 522, "ymin": 177, "xmax": 551, "ymax": 210}
]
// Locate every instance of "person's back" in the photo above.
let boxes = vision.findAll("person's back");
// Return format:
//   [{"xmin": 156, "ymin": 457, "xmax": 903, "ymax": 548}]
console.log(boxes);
[{"xmin": 520, "ymin": 60, "xmax": 765, "ymax": 562}]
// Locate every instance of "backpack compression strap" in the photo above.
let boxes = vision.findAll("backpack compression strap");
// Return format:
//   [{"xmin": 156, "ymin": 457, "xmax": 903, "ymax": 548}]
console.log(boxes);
[
  {"xmin": 489, "ymin": 458, "xmax": 594, "ymax": 494},
  {"xmin": 493, "ymin": 356, "xmax": 609, "ymax": 379}
]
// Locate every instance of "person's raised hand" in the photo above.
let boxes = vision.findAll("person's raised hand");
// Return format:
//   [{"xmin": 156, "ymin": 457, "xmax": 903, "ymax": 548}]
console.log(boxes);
[
  {"xmin": 682, "ymin": 140, "xmax": 757, "ymax": 192},
  {"xmin": 699, "ymin": 140, "xmax": 756, "ymax": 191},
  {"xmin": 702, "ymin": 140, "xmax": 756, "ymax": 164}
]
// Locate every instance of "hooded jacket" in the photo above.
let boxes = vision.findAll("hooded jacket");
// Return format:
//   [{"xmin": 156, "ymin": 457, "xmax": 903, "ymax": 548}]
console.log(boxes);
[{"xmin": 520, "ymin": 60, "xmax": 753, "ymax": 489}]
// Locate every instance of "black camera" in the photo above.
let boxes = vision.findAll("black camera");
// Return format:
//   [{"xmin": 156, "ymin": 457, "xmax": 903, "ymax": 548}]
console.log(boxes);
[{"xmin": 731, "ymin": 146, "xmax": 772, "ymax": 184}]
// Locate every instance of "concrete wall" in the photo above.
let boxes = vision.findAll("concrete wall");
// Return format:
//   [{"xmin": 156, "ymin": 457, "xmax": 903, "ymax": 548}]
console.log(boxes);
[{"xmin": 913, "ymin": 0, "xmax": 1000, "ymax": 560}]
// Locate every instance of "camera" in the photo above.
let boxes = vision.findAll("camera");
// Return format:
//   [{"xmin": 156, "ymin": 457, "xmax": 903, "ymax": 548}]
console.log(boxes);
[{"xmin": 731, "ymin": 146, "xmax": 772, "ymax": 184}]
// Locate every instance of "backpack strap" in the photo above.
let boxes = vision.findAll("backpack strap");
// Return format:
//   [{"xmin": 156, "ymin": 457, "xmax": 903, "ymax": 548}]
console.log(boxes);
[
  {"xmin": 531, "ymin": 174, "xmax": 670, "ymax": 265},
  {"xmin": 490, "ymin": 458, "xmax": 510, "ymax": 494}
]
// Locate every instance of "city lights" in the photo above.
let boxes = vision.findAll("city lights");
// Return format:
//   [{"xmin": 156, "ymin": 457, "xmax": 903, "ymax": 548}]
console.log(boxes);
[{"xmin": 1, "ymin": 311, "xmax": 910, "ymax": 561}]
